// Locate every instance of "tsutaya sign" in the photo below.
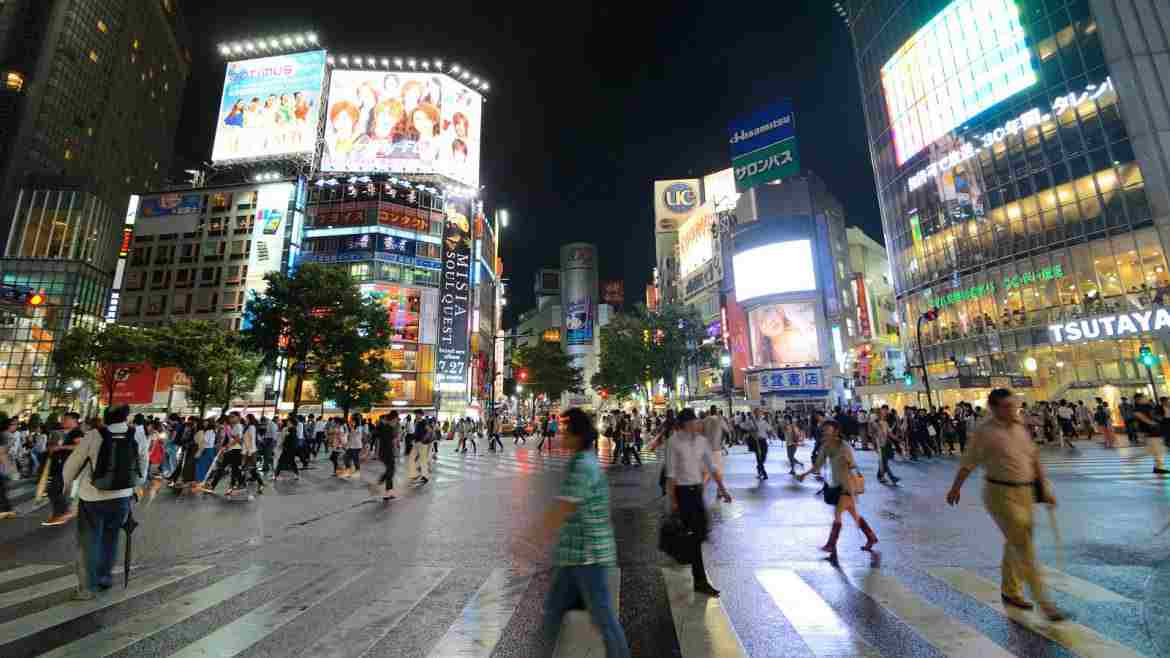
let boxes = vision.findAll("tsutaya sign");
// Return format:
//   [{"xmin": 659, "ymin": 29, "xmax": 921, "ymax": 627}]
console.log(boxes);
[{"xmin": 1049, "ymin": 306, "xmax": 1170, "ymax": 344}]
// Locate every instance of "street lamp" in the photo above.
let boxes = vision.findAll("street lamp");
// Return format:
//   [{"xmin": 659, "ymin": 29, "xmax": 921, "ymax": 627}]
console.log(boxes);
[{"xmin": 499, "ymin": 209, "xmax": 509, "ymax": 228}]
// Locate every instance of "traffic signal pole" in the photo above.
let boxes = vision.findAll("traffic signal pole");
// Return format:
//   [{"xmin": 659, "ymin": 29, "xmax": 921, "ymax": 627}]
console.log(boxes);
[{"xmin": 916, "ymin": 311, "xmax": 935, "ymax": 410}]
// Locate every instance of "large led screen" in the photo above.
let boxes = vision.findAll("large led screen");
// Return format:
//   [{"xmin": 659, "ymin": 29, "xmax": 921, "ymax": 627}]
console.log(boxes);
[
  {"xmin": 321, "ymin": 70, "xmax": 483, "ymax": 187},
  {"xmin": 678, "ymin": 204, "xmax": 714, "ymax": 279},
  {"xmin": 211, "ymin": 51, "xmax": 327, "ymax": 163},
  {"xmin": 881, "ymin": 0, "xmax": 1035, "ymax": 166},
  {"xmin": 748, "ymin": 302, "xmax": 820, "ymax": 367},
  {"xmin": 733, "ymin": 240, "xmax": 815, "ymax": 302}
]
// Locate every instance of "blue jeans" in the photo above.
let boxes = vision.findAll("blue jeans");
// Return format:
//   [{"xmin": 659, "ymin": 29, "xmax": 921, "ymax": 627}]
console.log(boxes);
[
  {"xmin": 543, "ymin": 565, "xmax": 630, "ymax": 658},
  {"xmin": 76, "ymin": 498, "xmax": 130, "ymax": 592}
]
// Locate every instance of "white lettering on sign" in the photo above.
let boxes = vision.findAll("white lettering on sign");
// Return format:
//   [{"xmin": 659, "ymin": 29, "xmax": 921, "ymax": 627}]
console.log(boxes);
[
  {"xmin": 1049, "ymin": 304, "xmax": 1170, "ymax": 344},
  {"xmin": 908, "ymin": 78, "xmax": 1112, "ymax": 193},
  {"xmin": 734, "ymin": 148, "xmax": 795, "ymax": 180},
  {"xmin": 729, "ymin": 114, "xmax": 793, "ymax": 145}
]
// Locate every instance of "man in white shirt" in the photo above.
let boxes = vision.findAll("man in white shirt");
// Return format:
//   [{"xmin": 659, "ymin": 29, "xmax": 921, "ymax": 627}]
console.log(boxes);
[
  {"xmin": 61, "ymin": 405, "xmax": 148, "ymax": 599},
  {"xmin": 668, "ymin": 408, "xmax": 732, "ymax": 597},
  {"xmin": 701, "ymin": 406, "xmax": 728, "ymax": 485}
]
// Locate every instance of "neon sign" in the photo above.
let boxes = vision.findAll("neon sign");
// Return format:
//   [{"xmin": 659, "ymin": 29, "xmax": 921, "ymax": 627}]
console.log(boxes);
[{"xmin": 908, "ymin": 78, "xmax": 1113, "ymax": 192}]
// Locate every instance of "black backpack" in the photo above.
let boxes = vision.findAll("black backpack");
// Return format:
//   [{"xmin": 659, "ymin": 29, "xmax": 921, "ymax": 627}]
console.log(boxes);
[{"xmin": 91, "ymin": 427, "xmax": 142, "ymax": 490}]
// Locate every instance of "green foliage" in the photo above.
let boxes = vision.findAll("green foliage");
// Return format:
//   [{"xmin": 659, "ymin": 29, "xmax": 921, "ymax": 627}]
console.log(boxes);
[
  {"xmin": 52, "ymin": 323, "xmax": 155, "ymax": 407},
  {"xmin": 314, "ymin": 299, "xmax": 395, "ymax": 418},
  {"xmin": 593, "ymin": 302, "xmax": 716, "ymax": 402},
  {"xmin": 150, "ymin": 320, "xmax": 265, "ymax": 417},
  {"xmin": 513, "ymin": 341, "xmax": 585, "ymax": 402},
  {"xmin": 242, "ymin": 263, "xmax": 373, "ymax": 414}
]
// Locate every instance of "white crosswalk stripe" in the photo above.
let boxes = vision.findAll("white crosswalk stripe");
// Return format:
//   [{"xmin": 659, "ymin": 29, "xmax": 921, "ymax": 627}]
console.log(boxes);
[
  {"xmin": 0, "ymin": 557, "xmax": 1153, "ymax": 657},
  {"xmin": 1038, "ymin": 446, "xmax": 1170, "ymax": 487}
]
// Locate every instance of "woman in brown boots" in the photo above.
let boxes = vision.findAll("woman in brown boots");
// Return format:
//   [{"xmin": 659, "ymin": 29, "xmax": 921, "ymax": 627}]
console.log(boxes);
[{"xmin": 798, "ymin": 419, "xmax": 878, "ymax": 560}]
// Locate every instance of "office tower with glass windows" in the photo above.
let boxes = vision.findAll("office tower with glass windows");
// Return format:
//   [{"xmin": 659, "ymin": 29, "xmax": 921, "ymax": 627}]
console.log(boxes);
[
  {"xmin": 0, "ymin": 0, "xmax": 189, "ymax": 410},
  {"xmin": 845, "ymin": 0, "xmax": 1170, "ymax": 408}
]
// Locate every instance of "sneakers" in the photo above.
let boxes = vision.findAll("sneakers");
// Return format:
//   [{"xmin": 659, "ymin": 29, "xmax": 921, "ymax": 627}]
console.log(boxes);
[
  {"xmin": 693, "ymin": 582, "xmax": 721, "ymax": 597},
  {"xmin": 42, "ymin": 515, "xmax": 70, "ymax": 527}
]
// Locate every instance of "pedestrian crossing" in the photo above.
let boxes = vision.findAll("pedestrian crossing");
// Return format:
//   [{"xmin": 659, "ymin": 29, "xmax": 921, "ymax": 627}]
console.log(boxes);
[
  {"xmin": 1038, "ymin": 445, "xmax": 1170, "ymax": 488},
  {"xmin": 409, "ymin": 444, "xmax": 660, "ymax": 486},
  {"xmin": 0, "ymin": 558, "xmax": 1156, "ymax": 657}
]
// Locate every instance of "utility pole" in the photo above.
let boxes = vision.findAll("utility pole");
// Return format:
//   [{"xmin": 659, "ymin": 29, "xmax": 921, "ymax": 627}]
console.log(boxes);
[{"xmin": 916, "ymin": 309, "xmax": 939, "ymax": 409}]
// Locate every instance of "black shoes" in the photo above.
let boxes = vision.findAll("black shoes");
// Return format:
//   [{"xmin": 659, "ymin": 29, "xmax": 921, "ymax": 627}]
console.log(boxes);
[{"xmin": 693, "ymin": 582, "xmax": 721, "ymax": 597}]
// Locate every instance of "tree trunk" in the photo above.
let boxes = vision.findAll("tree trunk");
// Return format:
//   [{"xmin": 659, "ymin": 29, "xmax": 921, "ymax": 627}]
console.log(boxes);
[
  {"xmin": 292, "ymin": 370, "xmax": 305, "ymax": 417},
  {"xmin": 220, "ymin": 371, "xmax": 235, "ymax": 416}
]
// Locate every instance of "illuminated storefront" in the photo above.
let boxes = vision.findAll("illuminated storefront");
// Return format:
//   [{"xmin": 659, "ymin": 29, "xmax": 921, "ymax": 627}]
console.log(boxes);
[{"xmin": 846, "ymin": 0, "xmax": 1170, "ymax": 404}]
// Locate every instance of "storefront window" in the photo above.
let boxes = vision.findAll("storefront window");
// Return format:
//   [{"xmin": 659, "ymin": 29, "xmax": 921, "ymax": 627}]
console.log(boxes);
[{"xmin": 1092, "ymin": 239, "xmax": 1123, "ymax": 298}]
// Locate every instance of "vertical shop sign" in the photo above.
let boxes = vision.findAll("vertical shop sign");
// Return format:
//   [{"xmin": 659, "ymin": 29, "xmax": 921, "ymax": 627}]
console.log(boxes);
[{"xmin": 436, "ymin": 211, "xmax": 473, "ymax": 388}]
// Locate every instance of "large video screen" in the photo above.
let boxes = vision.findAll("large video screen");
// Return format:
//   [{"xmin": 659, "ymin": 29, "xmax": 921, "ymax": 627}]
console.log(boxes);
[
  {"xmin": 678, "ymin": 204, "xmax": 714, "ymax": 279},
  {"xmin": 748, "ymin": 302, "xmax": 820, "ymax": 368},
  {"xmin": 733, "ymin": 240, "xmax": 815, "ymax": 302},
  {"xmin": 211, "ymin": 51, "xmax": 327, "ymax": 163},
  {"xmin": 321, "ymin": 70, "xmax": 483, "ymax": 187},
  {"xmin": 881, "ymin": 0, "xmax": 1035, "ymax": 166}
]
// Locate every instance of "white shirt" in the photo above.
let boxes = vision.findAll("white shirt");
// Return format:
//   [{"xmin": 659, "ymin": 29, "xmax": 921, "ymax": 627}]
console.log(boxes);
[
  {"xmin": 242, "ymin": 425, "xmax": 257, "ymax": 455},
  {"xmin": 1056, "ymin": 406, "xmax": 1074, "ymax": 420},
  {"xmin": 315, "ymin": 420, "xmax": 327, "ymax": 434},
  {"xmin": 267, "ymin": 420, "xmax": 279, "ymax": 440},
  {"xmin": 203, "ymin": 429, "xmax": 217, "ymax": 449},
  {"xmin": 701, "ymin": 416, "xmax": 727, "ymax": 454},
  {"xmin": 348, "ymin": 426, "xmax": 364, "ymax": 450},
  {"xmin": 667, "ymin": 430, "xmax": 717, "ymax": 485}
]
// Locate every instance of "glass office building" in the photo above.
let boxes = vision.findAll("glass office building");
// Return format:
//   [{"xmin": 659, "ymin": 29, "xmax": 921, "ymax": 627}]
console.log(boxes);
[{"xmin": 846, "ymin": 0, "xmax": 1170, "ymax": 407}]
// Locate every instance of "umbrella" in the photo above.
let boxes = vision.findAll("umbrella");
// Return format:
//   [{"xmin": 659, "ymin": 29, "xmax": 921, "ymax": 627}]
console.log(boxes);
[{"xmin": 122, "ymin": 507, "xmax": 139, "ymax": 589}]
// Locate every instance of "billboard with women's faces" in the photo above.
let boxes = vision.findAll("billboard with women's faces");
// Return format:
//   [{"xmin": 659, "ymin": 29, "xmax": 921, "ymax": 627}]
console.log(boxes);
[
  {"xmin": 747, "ymin": 301, "xmax": 821, "ymax": 367},
  {"xmin": 211, "ymin": 51, "xmax": 327, "ymax": 163},
  {"xmin": 321, "ymin": 70, "xmax": 483, "ymax": 187}
]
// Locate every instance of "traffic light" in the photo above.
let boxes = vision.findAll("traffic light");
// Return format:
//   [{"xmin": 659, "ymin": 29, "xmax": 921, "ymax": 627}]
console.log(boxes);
[
  {"xmin": 517, "ymin": 368, "xmax": 529, "ymax": 383},
  {"xmin": 921, "ymin": 308, "xmax": 939, "ymax": 322},
  {"xmin": 1139, "ymin": 345, "xmax": 1158, "ymax": 368},
  {"xmin": 904, "ymin": 373, "xmax": 914, "ymax": 386},
  {"xmin": 599, "ymin": 389, "xmax": 608, "ymax": 399}
]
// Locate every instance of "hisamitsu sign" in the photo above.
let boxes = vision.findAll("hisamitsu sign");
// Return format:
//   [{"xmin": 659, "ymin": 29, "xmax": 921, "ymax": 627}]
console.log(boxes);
[{"xmin": 728, "ymin": 100, "xmax": 800, "ymax": 192}]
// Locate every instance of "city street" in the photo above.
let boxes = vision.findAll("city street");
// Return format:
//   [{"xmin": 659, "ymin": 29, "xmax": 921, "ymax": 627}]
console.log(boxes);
[{"xmin": 0, "ymin": 438, "xmax": 1167, "ymax": 657}]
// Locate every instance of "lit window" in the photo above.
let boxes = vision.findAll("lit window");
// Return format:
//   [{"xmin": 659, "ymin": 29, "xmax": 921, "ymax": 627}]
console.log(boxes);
[
  {"xmin": 4, "ymin": 71, "xmax": 24, "ymax": 92},
  {"xmin": 64, "ymin": 149, "xmax": 72, "ymax": 160},
  {"xmin": 86, "ymin": 127, "xmax": 93, "ymax": 136},
  {"xmin": 97, "ymin": 20, "xmax": 108, "ymax": 33},
  {"xmin": 88, "ymin": 50, "xmax": 99, "ymax": 63},
  {"xmin": 132, "ymin": 39, "xmax": 140, "ymax": 50}
]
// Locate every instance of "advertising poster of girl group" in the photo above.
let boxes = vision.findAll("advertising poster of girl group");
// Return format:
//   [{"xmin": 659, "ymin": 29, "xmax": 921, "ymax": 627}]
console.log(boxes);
[{"xmin": 321, "ymin": 70, "xmax": 483, "ymax": 187}]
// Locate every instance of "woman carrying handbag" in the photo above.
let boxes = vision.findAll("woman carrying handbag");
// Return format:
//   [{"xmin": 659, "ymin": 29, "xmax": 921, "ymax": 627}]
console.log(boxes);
[{"xmin": 797, "ymin": 420, "xmax": 878, "ymax": 561}]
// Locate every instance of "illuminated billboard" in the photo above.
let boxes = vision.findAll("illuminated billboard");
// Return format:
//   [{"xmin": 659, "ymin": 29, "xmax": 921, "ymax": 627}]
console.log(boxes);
[
  {"xmin": 748, "ymin": 302, "xmax": 820, "ymax": 368},
  {"xmin": 678, "ymin": 203, "xmax": 715, "ymax": 279},
  {"xmin": 321, "ymin": 70, "xmax": 483, "ymax": 187},
  {"xmin": 733, "ymin": 240, "xmax": 815, "ymax": 302},
  {"xmin": 211, "ymin": 51, "xmax": 327, "ymax": 163},
  {"xmin": 881, "ymin": 0, "xmax": 1035, "ymax": 166}
]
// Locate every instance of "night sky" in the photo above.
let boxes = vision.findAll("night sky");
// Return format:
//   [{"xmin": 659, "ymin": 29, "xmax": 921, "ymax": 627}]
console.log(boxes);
[{"xmin": 175, "ymin": 1, "xmax": 881, "ymax": 324}]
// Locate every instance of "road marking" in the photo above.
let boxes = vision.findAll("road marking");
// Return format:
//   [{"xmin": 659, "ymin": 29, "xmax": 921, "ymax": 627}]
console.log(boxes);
[
  {"xmin": 427, "ymin": 568, "xmax": 533, "ymax": 658},
  {"xmin": 843, "ymin": 568, "xmax": 1014, "ymax": 658},
  {"xmin": 0, "ymin": 564, "xmax": 211, "ymax": 647},
  {"xmin": 1041, "ymin": 568, "xmax": 1131, "ymax": 602},
  {"xmin": 39, "ymin": 565, "xmax": 276, "ymax": 658},
  {"xmin": 554, "ymin": 568, "xmax": 621, "ymax": 658},
  {"xmin": 661, "ymin": 567, "xmax": 747, "ymax": 658},
  {"xmin": 927, "ymin": 567, "xmax": 1144, "ymax": 658},
  {"xmin": 300, "ymin": 567, "xmax": 450, "ymax": 658},
  {"xmin": 756, "ymin": 569, "xmax": 880, "ymax": 657},
  {"xmin": 169, "ymin": 567, "xmax": 369, "ymax": 658},
  {"xmin": 0, "ymin": 574, "xmax": 93, "ymax": 612},
  {"xmin": 0, "ymin": 564, "xmax": 64, "ymax": 589}
]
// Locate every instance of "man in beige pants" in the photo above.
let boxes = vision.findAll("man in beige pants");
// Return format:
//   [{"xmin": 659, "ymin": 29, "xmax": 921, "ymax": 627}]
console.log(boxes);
[{"xmin": 947, "ymin": 388, "xmax": 1067, "ymax": 622}]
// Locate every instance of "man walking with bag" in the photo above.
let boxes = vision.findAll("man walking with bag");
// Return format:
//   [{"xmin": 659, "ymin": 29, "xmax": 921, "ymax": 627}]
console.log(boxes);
[
  {"xmin": 946, "ymin": 389, "xmax": 1067, "ymax": 622},
  {"xmin": 61, "ymin": 404, "xmax": 148, "ymax": 599}
]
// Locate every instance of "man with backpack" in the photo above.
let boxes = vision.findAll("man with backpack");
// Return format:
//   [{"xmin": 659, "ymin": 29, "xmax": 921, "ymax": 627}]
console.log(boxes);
[{"xmin": 61, "ymin": 404, "xmax": 148, "ymax": 600}]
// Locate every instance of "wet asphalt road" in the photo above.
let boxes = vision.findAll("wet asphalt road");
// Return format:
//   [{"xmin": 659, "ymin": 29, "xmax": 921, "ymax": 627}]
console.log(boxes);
[{"xmin": 0, "ymin": 438, "xmax": 1167, "ymax": 656}]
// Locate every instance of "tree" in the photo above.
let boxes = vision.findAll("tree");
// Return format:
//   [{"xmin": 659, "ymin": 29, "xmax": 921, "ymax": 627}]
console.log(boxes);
[
  {"xmin": 314, "ymin": 300, "xmax": 394, "ymax": 420},
  {"xmin": 52, "ymin": 323, "xmax": 155, "ymax": 408},
  {"xmin": 151, "ymin": 320, "xmax": 264, "ymax": 418},
  {"xmin": 513, "ymin": 341, "xmax": 584, "ymax": 406},
  {"xmin": 592, "ymin": 312, "xmax": 649, "ymax": 402},
  {"xmin": 243, "ymin": 263, "xmax": 373, "ymax": 415},
  {"xmin": 643, "ymin": 302, "xmax": 717, "ymax": 400}
]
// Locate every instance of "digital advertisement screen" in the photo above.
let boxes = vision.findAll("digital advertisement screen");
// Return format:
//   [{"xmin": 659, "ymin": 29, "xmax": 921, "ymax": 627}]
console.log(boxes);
[
  {"xmin": 733, "ymin": 240, "xmax": 815, "ymax": 302},
  {"xmin": 211, "ymin": 51, "xmax": 327, "ymax": 163},
  {"xmin": 564, "ymin": 296, "xmax": 593, "ymax": 346},
  {"xmin": 881, "ymin": 0, "xmax": 1035, "ymax": 166},
  {"xmin": 678, "ymin": 204, "xmax": 715, "ymax": 279},
  {"xmin": 748, "ymin": 302, "xmax": 821, "ymax": 368},
  {"xmin": 436, "ymin": 209, "xmax": 473, "ymax": 387},
  {"xmin": 321, "ymin": 70, "xmax": 483, "ymax": 187}
]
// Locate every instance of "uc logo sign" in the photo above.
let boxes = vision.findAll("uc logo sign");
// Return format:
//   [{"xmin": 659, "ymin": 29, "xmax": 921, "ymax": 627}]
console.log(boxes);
[{"xmin": 662, "ymin": 182, "xmax": 698, "ymax": 214}]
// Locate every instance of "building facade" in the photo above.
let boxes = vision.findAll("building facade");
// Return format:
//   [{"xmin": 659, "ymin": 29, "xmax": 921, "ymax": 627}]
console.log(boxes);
[
  {"xmin": 845, "ymin": 226, "xmax": 905, "ymax": 389},
  {"xmin": 847, "ymin": 0, "xmax": 1170, "ymax": 410},
  {"xmin": 0, "ymin": 0, "xmax": 189, "ymax": 411}
]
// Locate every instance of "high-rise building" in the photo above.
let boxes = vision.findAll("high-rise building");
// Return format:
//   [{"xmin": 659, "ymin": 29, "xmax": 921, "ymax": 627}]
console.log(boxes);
[
  {"xmin": 845, "ymin": 0, "xmax": 1170, "ymax": 409},
  {"xmin": 0, "ymin": 0, "xmax": 189, "ymax": 410}
]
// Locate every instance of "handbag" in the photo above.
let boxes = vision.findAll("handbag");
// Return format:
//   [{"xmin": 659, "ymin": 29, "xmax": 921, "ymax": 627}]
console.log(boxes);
[
  {"xmin": 822, "ymin": 485, "xmax": 842, "ymax": 506},
  {"xmin": 658, "ymin": 514, "xmax": 695, "ymax": 564},
  {"xmin": 849, "ymin": 470, "xmax": 866, "ymax": 495}
]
